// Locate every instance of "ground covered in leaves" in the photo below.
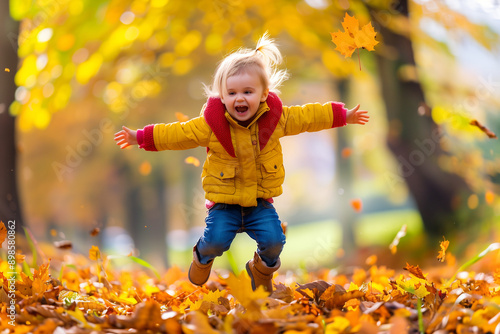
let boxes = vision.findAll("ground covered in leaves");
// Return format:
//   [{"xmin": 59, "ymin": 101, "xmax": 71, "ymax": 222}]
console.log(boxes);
[{"xmin": 1, "ymin": 229, "xmax": 500, "ymax": 333}]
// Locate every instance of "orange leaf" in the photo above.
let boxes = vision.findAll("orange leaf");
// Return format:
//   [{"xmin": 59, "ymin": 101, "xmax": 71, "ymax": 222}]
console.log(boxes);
[
  {"xmin": 470, "ymin": 119, "xmax": 497, "ymax": 139},
  {"xmin": 0, "ymin": 221, "xmax": 7, "ymax": 247},
  {"xmin": 437, "ymin": 237, "xmax": 449, "ymax": 262},
  {"xmin": 90, "ymin": 227, "xmax": 100, "ymax": 237},
  {"xmin": 139, "ymin": 161, "xmax": 152, "ymax": 175},
  {"xmin": 184, "ymin": 156, "xmax": 200, "ymax": 167},
  {"xmin": 389, "ymin": 224, "xmax": 407, "ymax": 254},
  {"xmin": 175, "ymin": 112, "xmax": 189, "ymax": 122},
  {"xmin": 341, "ymin": 147, "xmax": 352, "ymax": 158},
  {"xmin": 403, "ymin": 263, "xmax": 426, "ymax": 280},
  {"xmin": 350, "ymin": 199, "xmax": 362, "ymax": 212},
  {"xmin": 365, "ymin": 255, "xmax": 377, "ymax": 266},
  {"xmin": 89, "ymin": 245, "xmax": 101, "ymax": 261},
  {"xmin": 330, "ymin": 13, "xmax": 379, "ymax": 59},
  {"xmin": 485, "ymin": 191, "xmax": 495, "ymax": 205},
  {"xmin": 5, "ymin": 68, "xmax": 10, "ymax": 72},
  {"xmin": 281, "ymin": 221, "xmax": 288, "ymax": 235}
]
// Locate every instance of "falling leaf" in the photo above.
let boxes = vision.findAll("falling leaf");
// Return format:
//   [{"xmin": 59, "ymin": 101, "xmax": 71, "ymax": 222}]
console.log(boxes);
[
  {"xmin": 403, "ymin": 263, "xmax": 426, "ymax": 280},
  {"xmin": 175, "ymin": 112, "xmax": 189, "ymax": 122},
  {"xmin": 139, "ymin": 161, "xmax": 152, "ymax": 175},
  {"xmin": 470, "ymin": 119, "xmax": 497, "ymax": 139},
  {"xmin": 0, "ymin": 221, "xmax": 6, "ymax": 247},
  {"xmin": 389, "ymin": 224, "xmax": 407, "ymax": 254},
  {"xmin": 437, "ymin": 237, "xmax": 449, "ymax": 262},
  {"xmin": 341, "ymin": 147, "xmax": 352, "ymax": 158},
  {"xmin": 366, "ymin": 255, "xmax": 377, "ymax": 266},
  {"xmin": 16, "ymin": 252, "xmax": 26, "ymax": 264},
  {"xmin": 50, "ymin": 229, "xmax": 58, "ymax": 237},
  {"xmin": 185, "ymin": 156, "xmax": 200, "ymax": 167},
  {"xmin": 350, "ymin": 199, "xmax": 362, "ymax": 212},
  {"xmin": 89, "ymin": 245, "xmax": 101, "ymax": 261},
  {"xmin": 330, "ymin": 13, "xmax": 379, "ymax": 69},
  {"xmin": 281, "ymin": 221, "xmax": 288, "ymax": 235},
  {"xmin": 90, "ymin": 227, "xmax": 100, "ymax": 237},
  {"xmin": 5, "ymin": 68, "xmax": 10, "ymax": 72},
  {"xmin": 485, "ymin": 191, "xmax": 495, "ymax": 205},
  {"xmin": 54, "ymin": 240, "xmax": 73, "ymax": 250}
]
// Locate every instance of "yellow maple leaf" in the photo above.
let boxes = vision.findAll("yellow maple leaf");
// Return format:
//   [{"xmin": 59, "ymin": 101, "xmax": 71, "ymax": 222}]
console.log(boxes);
[
  {"xmin": 330, "ymin": 13, "xmax": 379, "ymax": 69},
  {"xmin": 437, "ymin": 237, "xmax": 449, "ymax": 262},
  {"xmin": 225, "ymin": 271, "xmax": 269, "ymax": 319},
  {"xmin": 32, "ymin": 262, "xmax": 51, "ymax": 295},
  {"xmin": 395, "ymin": 275, "xmax": 429, "ymax": 298},
  {"xmin": 89, "ymin": 245, "xmax": 101, "ymax": 261}
]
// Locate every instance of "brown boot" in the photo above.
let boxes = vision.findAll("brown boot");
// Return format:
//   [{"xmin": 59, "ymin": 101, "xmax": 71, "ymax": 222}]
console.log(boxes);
[
  {"xmin": 245, "ymin": 252, "xmax": 280, "ymax": 292},
  {"xmin": 188, "ymin": 246, "xmax": 213, "ymax": 286}
]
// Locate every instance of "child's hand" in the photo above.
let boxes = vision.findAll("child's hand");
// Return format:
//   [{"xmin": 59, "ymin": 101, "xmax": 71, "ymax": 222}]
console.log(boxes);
[
  {"xmin": 346, "ymin": 104, "xmax": 369, "ymax": 125},
  {"xmin": 114, "ymin": 126, "xmax": 138, "ymax": 149}
]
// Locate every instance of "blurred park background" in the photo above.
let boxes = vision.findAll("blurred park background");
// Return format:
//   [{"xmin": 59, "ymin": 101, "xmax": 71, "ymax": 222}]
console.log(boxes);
[{"xmin": 1, "ymin": 0, "xmax": 499, "ymax": 273}]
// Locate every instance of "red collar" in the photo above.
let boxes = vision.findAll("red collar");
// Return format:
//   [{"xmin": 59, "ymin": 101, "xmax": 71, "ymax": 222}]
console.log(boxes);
[{"xmin": 204, "ymin": 92, "xmax": 283, "ymax": 157}]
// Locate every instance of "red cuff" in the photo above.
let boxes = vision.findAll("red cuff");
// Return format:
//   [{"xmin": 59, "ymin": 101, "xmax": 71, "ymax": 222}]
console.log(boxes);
[
  {"xmin": 139, "ymin": 125, "xmax": 157, "ymax": 151},
  {"xmin": 331, "ymin": 102, "xmax": 347, "ymax": 128},
  {"xmin": 137, "ymin": 129, "xmax": 144, "ymax": 147}
]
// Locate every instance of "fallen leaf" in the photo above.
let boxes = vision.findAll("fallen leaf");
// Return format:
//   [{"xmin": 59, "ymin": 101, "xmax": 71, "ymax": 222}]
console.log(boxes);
[
  {"xmin": 225, "ymin": 271, "xmax": 269, "ymax": 319},
  {"xmin": 403, "ymin": 263, "xmax": 426, "ymax": 280},
  {"xmin": 389, "ymin": 224, "xmax": 407, "ymax": 254},
  {"xmin": 350, "ymin": 199, "xmax": 362, "ymax": 212},
  {"xmin": 5, "ymin": 68, "xmax": 10, "ymax": 72},
  {"xmin": 470, "ymin": 119, "xmax": 497, "ymax": 139},
  {"xmin": 185, "ymin": 156, "xmax": 200, "ymax": 167},
  {"xmin": 437, "ymin": 237, "xmax": 449, "ymax": 262},
  {"xmin": 0, "ymin": 221, "xmax": 6, "ymax": 247},
  {"xmin": 175, "ymin": 112, "xmax": 189, "ymax": 122}
]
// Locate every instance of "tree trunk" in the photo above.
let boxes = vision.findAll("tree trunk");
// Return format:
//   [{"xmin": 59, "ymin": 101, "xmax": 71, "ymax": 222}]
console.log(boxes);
[
  {"xmin": 369, "ymin": 0, "xmax": 472, "ymax": 238},
  {"xmin": 0, "ymin": 1, "xmax": 23, "ymax": 232}
]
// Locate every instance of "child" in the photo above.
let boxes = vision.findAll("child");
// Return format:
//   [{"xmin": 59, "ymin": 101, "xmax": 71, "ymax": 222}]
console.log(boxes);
[{"xmin": 114, "ymin": 33, "xmax": 369, "ymax": 292}]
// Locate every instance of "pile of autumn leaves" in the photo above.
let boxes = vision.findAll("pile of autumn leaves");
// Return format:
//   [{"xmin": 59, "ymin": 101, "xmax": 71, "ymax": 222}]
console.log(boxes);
[{"xmin": 1, "ymin": 230, "xmax": 500, "ymax": 333}]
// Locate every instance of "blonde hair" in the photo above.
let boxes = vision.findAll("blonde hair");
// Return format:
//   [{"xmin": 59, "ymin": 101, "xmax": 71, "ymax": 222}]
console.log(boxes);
[{"xmin": 204, "ymin": 33, "xmax": 289, "ymax": 98}]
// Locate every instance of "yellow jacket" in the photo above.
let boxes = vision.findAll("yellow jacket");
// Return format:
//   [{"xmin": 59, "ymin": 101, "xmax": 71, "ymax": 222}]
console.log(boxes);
[{"xmin": 137, "ymin": 93, "xmax": 346, "ymax": 207}]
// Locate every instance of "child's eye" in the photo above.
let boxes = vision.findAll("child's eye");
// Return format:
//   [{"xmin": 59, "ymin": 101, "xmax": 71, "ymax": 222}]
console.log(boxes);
[{"xmin": 228, "ymin": 92, "xmax": 235, "ymax": 95}]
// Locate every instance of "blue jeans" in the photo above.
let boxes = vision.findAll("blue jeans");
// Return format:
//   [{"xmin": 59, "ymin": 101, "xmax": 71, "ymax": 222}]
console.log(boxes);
[{"xmin": 195, "ymin": 199, "xmax": 286, "ymax": 267}]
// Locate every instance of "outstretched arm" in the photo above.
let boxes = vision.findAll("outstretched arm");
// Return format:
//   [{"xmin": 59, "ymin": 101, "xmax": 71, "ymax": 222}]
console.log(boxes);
[
  {"xmin": 346, "ymin": 104, "xmax": 369, "ymax": 125},
  {"xmin": 114, "ymin": 126, "xmax": 137, "ymax": 149}
]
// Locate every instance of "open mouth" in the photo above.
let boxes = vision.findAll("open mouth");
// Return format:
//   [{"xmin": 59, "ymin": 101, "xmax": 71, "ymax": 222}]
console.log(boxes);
[{"xmin": 235, "ymin": 106, "xmax": 248, "ymax": 113}]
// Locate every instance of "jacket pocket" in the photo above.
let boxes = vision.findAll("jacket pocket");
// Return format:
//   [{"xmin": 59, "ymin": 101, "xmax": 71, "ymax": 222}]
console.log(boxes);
[
  {"xmin": 203, "ymin": 162, "xmax": 237, "ymax": 195},
  {"xmin": 260, "ymin": 157, "xmax": 284, "ymax": 190}
]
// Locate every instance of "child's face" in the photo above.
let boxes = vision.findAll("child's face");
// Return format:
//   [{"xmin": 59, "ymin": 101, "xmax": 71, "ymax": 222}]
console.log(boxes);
[{"xmin": 221, "ymin": 71, "xmax": 269, "ymax": 123}]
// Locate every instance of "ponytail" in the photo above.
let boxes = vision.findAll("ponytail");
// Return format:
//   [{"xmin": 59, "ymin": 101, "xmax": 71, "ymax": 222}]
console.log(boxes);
[{"xmin": 204, "ymin": 32, "xmax": 289, "ymax": 98}]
